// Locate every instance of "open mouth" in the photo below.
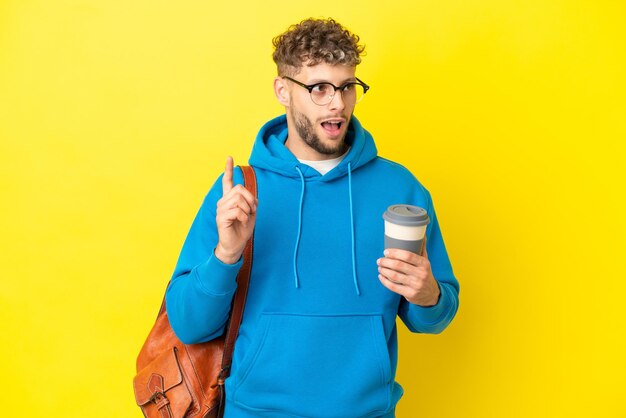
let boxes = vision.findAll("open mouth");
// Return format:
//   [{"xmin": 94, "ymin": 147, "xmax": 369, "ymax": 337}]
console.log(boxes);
[{"xmin": 320, "ymin": 120, "xmax": 344, "ymax": 137}]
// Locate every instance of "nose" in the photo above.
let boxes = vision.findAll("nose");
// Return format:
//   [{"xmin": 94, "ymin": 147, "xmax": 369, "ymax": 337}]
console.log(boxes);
[{"xmin": 328, "ymin": 88, "xmax": 346, "ymax": 111}]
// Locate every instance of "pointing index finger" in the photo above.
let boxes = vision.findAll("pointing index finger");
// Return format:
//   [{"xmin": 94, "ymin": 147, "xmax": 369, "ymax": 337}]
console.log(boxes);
[{"xmin": 222, "ymin": 156, "xmax": 234, "ymax": 195}]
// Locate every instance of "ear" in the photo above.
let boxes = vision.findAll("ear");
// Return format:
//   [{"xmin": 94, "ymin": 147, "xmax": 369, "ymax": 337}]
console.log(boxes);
[{"xmin": 274, "ymin": 76, "xmax": 290, "ymax": 106}]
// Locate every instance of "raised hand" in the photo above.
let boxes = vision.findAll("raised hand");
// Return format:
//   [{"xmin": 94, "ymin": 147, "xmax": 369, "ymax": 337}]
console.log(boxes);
[{"xmin": 214, "ymin": 157, "xmax": 258, "ymax": 264}]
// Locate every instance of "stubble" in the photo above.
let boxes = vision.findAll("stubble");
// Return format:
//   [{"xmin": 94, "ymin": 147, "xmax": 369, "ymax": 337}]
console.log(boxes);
[{"xmin": 293, "ymin": 108, "xmax": 349, "ymax": 157}]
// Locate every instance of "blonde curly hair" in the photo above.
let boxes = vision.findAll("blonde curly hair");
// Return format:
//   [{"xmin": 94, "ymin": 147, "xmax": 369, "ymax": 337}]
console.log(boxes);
[{"xmin": 272, "ymin": 18, "xmax": 365, "ymax": 77}]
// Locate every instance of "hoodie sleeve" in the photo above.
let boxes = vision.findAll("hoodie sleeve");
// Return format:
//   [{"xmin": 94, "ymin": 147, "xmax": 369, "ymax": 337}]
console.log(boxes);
[
  {"xmin": 165, "ymin": 171, "xmax": 244, "ymax": 344},
  {"xmin": 398, "ymin": 193, "xmax": 460, "ymax": 334}
]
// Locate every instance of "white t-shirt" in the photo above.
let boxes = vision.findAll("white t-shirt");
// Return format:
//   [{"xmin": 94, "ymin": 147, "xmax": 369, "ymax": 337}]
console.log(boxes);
[{"xmin": 298, "ymin": 150, "xmax": 350, "ymax": 175}]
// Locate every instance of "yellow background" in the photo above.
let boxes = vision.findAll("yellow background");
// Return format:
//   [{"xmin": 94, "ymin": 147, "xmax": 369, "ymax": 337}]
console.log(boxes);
[{"xmin": 1, "ymin": 0, "xmax": 624, "ymax": 416}]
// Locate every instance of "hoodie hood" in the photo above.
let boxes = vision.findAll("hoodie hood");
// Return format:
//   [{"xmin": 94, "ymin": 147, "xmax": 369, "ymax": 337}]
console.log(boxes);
[{"xmin": 248, "ymin": 114, "xmax": 378, "ymax": 180}]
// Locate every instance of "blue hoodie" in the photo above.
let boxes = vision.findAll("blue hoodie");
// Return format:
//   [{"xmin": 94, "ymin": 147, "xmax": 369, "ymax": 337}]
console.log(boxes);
[{"xmin": 166, "ymin": 115, "xmax": 460, "ymax": 418}]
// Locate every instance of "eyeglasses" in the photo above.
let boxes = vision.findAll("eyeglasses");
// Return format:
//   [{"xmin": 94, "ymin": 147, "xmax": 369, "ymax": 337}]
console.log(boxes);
[{"xmin": 283, "ymin": 76, "xmax": 370, "ymax": 106}]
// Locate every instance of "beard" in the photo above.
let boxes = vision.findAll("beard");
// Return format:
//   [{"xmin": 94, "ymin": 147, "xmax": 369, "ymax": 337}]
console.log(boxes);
[{"xmin": 292, "ymin": 107, "xmax": 350, "ymax": 157}]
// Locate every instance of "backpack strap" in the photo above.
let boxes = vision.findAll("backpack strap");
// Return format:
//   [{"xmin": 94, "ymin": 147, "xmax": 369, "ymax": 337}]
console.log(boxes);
[{"xmin": 219, "ymin": 165, "xmax": 257, "ymax": 383}]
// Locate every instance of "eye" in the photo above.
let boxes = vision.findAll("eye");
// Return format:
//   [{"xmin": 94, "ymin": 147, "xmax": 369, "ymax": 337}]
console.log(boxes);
[
  {"xmin": 311, "ymin": 83, "xmax": 333, "ymax": 94},
  {"xmin": 341, "ymin": 83, "xmax": 356, "ymax": 92}
]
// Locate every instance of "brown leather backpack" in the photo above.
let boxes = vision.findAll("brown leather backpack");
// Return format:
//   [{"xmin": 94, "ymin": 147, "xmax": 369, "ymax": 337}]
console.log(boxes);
[{"xmin": 133, "ymin": 165, "xmax": 256, "ymax": 418}]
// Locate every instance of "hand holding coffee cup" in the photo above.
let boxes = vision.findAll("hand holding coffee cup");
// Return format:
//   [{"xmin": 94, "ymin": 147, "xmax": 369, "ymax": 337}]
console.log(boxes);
[{"xmin": 377, "ymin": 205, "xmax": 440, "ymax": 306}]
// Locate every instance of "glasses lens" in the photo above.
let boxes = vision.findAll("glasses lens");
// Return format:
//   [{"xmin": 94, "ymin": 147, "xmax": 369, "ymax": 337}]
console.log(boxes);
[
  {"xmin": 310, "ymin": 83, "xmax": 334, "ymax": 105},
  {"xmin": 349, "ymin": 83, "xmax": 366, "ymax": 103}
]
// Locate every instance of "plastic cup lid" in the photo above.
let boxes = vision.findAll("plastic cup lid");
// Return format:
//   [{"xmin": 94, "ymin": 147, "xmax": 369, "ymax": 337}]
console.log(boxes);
[{"xmin": 383, "ymin": 204, "xmax": 430, "ymax": 227}]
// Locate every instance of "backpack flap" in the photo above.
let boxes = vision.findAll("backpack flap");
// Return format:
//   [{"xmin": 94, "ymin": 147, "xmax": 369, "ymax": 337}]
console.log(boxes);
[{"xmin": 133, "ymin": 347, "xmax": 193, "ymax": 417}]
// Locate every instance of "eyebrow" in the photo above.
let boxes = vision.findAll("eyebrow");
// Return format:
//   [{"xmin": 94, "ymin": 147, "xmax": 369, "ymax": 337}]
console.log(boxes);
[{"xmin": 307, "ymin": 77, "xmax": 357, "ymax": 85}]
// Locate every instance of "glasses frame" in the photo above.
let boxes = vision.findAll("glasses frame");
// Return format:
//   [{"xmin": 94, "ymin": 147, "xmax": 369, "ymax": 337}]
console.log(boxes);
[{"xmin": 282, "ymin": 76, "xmax": 370, "ymax": 106}]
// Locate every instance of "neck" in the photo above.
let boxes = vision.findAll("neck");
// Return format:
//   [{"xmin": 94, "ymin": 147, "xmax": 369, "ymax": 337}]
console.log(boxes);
[{"xmin": 285, "ymin": 137, "xmax": 347, "ymax": 160}]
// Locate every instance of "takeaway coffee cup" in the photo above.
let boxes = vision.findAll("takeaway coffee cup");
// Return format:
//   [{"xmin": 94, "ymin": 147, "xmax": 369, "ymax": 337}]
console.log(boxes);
[{"xmin": 383, "ymin": 205, "xmax": 430, "ymax": 255}]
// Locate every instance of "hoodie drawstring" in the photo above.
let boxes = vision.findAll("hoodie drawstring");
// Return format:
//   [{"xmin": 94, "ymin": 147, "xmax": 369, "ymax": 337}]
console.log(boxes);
[
  {"xmin": 292, "ymin": 164, "xmax": 360, "ymax": 296},
  {"xmin": 293, "ymin": 166, "xmax": 305, "ymax": 289},
  {"xmin": 348, "ymin": 163, "xmax": 361, "ymax": 295}
]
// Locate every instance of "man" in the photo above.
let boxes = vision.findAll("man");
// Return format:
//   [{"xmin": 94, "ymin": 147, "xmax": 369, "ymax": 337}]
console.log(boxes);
[{"xmin": 166, "ymin": 18, "xmax": 459, "ymax": 418}]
